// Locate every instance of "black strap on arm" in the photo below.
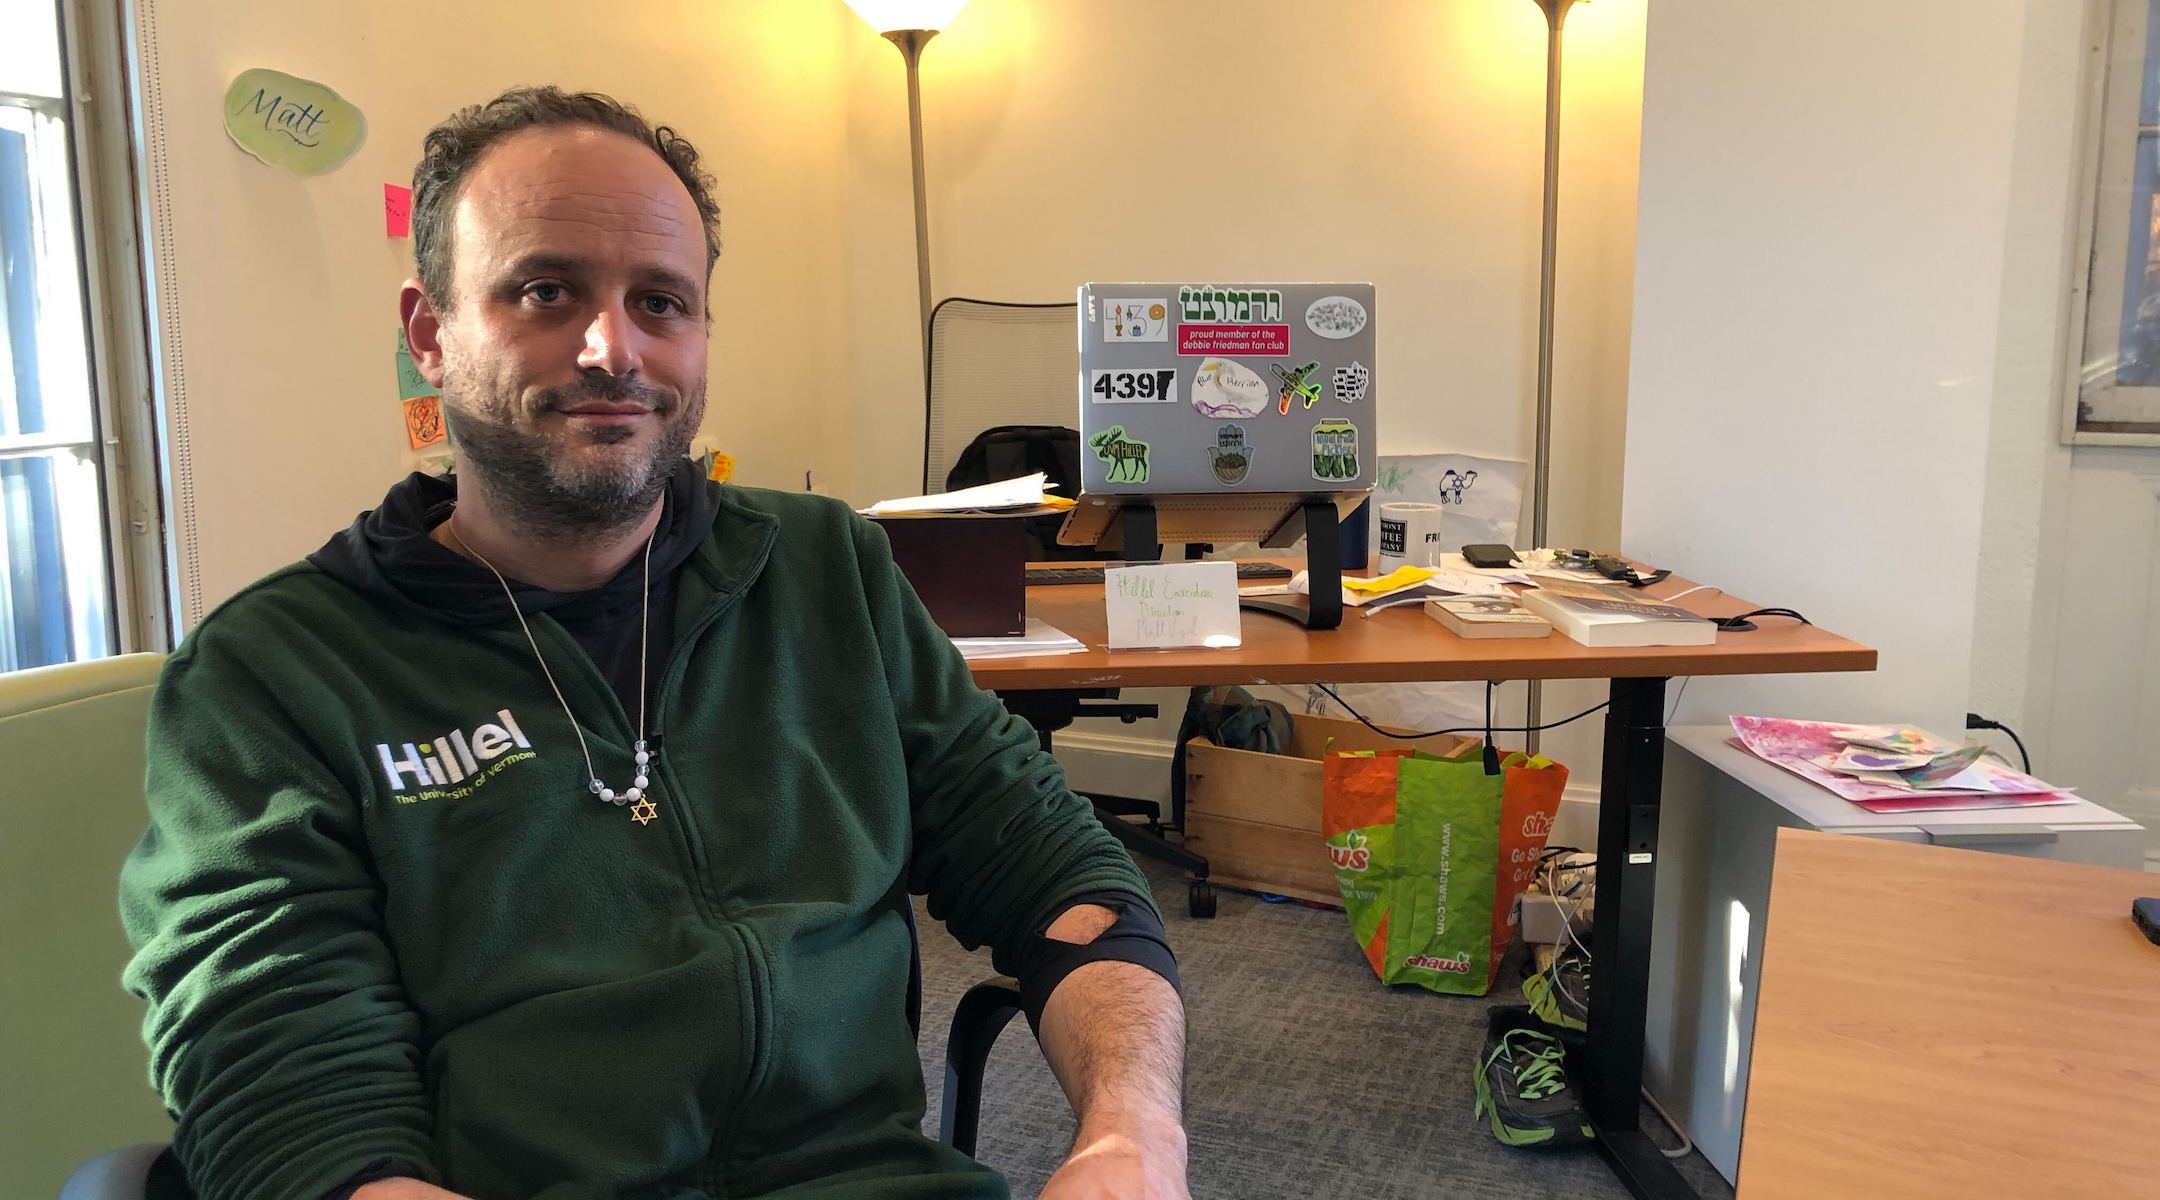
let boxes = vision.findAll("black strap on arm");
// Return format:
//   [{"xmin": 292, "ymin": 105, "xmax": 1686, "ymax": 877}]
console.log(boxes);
[{"xmin": 1016, "ymin": 891, "xmax": 1180, "ymax": 1038}]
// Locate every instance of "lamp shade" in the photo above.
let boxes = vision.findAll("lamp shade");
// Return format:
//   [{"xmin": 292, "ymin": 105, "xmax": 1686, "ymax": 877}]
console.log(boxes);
[{"xmin": 843, "ymin": 0, "xmax": 969, "ymax": 33}]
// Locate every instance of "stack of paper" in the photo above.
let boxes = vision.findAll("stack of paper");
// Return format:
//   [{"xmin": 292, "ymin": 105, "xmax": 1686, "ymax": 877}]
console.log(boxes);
[
  {"xmin": 1287, "ymin": 565, "xmax": 1508, "ymax": 613},
  {"xmin": 1730, "ymin": 716, "xmax": 2074, "ymax": 813},
  {"xmin": 864, "ymin": 473, "xmax": 1076, "ymax": 517},
  {"xmin": 950, "ymin": 618, "xmax": 1087, "ymax": 661}
]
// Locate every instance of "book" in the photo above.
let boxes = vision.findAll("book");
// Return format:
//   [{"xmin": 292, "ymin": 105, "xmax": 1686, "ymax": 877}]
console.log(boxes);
[
  {"xmin": 1518, "ymin": 587, "xmax": 1716, "ymax": 647},
  {"xmin": 1425, "ymin": 596, "xmax": 1553, "ymax": 639}
]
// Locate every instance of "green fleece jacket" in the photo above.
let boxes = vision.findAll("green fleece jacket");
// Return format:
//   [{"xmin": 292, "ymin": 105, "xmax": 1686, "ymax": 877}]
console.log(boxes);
[{"xmin": 118, "ymin": 486, "xmax": 1152, "ymax": 1200}]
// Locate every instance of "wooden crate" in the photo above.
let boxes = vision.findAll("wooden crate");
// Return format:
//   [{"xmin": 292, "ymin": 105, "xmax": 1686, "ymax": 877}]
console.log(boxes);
[{"xmin": 1182, "ymin": 714, "xmax": 1478, "ymax": 906}]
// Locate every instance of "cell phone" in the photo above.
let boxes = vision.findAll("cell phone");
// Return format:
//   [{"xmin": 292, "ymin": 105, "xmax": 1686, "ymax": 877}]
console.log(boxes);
[
  {"xmin": 2135, "ymin": 898, "xmax": 2160, "ymax": 946},
  {"xmin": 1462, "ymin": 544, "xmax": 1518, "ymax": 569}
]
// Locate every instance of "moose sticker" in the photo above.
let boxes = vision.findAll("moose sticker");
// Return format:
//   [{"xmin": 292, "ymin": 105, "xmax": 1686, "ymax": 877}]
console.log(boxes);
[
  {"xmin": 1090, "ymin": 425, "xmax": 1152, "ymax": 484},
  {"xmin": 1312, "ymin": 419, "xmax": 1360, "ymax": 482},
  {"xmin": 1206, "ymin": 424, "xmax": 1252, "ymax": 485}
]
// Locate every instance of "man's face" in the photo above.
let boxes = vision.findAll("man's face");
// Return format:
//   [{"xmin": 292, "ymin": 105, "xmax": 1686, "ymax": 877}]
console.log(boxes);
[{"xmin": 404, "ymin": 125, "xmax": 709, "ymax": 532}]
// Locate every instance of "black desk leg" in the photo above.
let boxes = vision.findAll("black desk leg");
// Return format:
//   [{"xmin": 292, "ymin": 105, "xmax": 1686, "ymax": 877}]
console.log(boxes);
[{"xmin": 1583, "ymin": 676, "xmax": 1696, "ymax": 1200}]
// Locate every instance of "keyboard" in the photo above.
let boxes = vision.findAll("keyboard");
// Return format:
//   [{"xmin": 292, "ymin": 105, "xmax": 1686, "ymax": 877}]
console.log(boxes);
[{"xmin": 1025, "ymin": 561, "xmax": 1294, "ymax": 586}]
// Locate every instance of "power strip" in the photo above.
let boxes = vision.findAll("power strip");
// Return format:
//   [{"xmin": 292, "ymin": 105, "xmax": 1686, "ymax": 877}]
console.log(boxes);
[{"xmin": 1516, "ymin": 892, "xmax": 1589, "ymax": 944}]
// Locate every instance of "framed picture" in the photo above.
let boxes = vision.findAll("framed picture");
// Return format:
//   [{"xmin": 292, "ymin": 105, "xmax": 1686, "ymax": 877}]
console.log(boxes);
[{"xmin": 2067, "ymin": 0, "xmax": 2160, "ymax": 444}]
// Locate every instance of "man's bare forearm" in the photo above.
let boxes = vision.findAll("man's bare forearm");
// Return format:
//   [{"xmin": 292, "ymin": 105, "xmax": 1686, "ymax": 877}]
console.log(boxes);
[{"xmin": 1037, "ymin": 950, "xmax": 1186, "ymax": 1130}]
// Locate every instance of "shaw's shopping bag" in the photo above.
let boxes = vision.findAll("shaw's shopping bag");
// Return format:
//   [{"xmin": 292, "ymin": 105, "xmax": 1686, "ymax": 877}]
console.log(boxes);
[{"xmin": 1322, "ymin": 748, "xmax": 1568, "ymax": 995}]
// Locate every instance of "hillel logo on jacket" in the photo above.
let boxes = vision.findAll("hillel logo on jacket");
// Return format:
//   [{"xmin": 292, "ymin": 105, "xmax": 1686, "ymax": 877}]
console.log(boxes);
[{"xmin": 376, "ymin": 709, "xmax": 534, "ymax": 794}]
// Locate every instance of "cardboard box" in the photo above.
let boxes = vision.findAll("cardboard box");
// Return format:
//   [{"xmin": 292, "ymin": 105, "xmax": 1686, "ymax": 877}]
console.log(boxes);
[
  {"xmin": 1182, "ymin": 713, "xmax": 1478, "ymax": 906},
  {"xmin": 872, "ymin": 514, "xmax": 1026, "ymax": 637}
]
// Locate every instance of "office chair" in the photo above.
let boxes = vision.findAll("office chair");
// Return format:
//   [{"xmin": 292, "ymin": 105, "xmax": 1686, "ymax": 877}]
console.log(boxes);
[{"xmin": 925, "ymin": 298, "xmax": 1215, "ymax": 917}]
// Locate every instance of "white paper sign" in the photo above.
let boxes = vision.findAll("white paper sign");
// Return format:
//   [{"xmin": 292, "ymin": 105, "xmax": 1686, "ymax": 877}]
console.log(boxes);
[{"xmin": 1105, "ymin": 561, "xmax": 1241, "ymax": 650}]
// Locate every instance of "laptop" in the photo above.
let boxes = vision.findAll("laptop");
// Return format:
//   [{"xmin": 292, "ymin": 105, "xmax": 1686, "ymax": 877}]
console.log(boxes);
[{"xmin": 1075, "ymin": 282, "xmax": 1377, "ymax": 496}]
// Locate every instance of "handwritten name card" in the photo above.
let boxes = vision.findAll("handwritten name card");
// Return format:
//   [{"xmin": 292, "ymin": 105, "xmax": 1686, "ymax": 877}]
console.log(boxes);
[
  {"xmin": 223, "ymin": 68, "xmax": 367, "ymax": 176},
  {"xmin": 1105, "ymin": 562, "xmax": 1241, "ymax": 651}
]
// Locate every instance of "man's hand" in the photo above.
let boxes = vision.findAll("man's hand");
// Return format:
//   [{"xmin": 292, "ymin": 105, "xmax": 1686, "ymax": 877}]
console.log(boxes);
[
  {"xmin": 351, "ymin": 1180, "xmax": 471, "ymax": 1200},
  {"xmin": 1041, "ymin": 1112, "xmax": 1190, "ymax": 1199}
]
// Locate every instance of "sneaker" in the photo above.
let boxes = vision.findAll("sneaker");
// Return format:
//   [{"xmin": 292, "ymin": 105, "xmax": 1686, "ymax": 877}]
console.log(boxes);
[
  {"xmin": 1473, "ymin": 1007, "xmax": 1595, "ymax": 1148},
  {"xmin": 1523, "ymin": 948, "xmax": 1590, "ymax": 1035}
]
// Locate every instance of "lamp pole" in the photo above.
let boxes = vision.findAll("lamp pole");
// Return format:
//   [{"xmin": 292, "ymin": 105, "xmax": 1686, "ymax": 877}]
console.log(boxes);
[
  {"xmin": 886, "ymin": 28, "xmax": 938, "ymax": 356},
  {"xmin": 1526, "ymin": 0, "xmax": 1578, "ymax": 755}
]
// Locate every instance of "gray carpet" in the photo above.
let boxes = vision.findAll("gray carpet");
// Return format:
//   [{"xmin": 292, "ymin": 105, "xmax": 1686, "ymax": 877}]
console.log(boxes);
[{"xmin": 914, "ymin": 856, "xmax": 1735, "ymax": 1200}]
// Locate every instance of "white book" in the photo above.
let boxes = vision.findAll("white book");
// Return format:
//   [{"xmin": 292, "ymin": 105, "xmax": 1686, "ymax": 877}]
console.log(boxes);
[{"xmin": 1518, "ymin": 588, "xmax": 1716, "ymax": 647}]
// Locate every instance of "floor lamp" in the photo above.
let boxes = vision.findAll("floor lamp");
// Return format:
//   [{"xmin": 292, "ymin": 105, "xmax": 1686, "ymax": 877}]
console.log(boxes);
[
  {"xmin": 1524, "ymin": 0, "xmax": 1583, "ymax": 753},
  {"xmin": 845, "ymin": 0, "xmax": 971, "ymax": 354}
]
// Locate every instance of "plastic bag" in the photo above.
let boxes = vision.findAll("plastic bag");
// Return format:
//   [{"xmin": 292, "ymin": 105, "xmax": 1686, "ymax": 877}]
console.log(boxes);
[{"xmin": 1323, "ymin": 748, "xmax": 1568, "ymax": 995}]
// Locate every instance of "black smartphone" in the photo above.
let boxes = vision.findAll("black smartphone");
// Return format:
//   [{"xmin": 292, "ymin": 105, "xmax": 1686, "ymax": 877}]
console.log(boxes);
[
  {"xmin": 1462, "ymin": 544, "xmax": 1518, "ymax": 569},
  {"xmin": 2135, "ymin": 898, "xmax": 2160, "ymax": 946}
]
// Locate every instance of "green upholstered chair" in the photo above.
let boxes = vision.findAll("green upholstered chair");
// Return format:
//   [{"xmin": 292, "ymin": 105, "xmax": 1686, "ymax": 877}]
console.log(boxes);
[
  {"xmin": 1, "ymin": 654, "xmax": 174, "ymax": 1198},
  {"xmin": 28, "ymin": 652, "xmax": 1026, "ymax": 1197}
]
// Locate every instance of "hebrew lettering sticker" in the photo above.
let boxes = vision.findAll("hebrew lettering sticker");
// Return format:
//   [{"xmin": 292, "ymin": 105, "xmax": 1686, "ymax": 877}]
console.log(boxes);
[
  {"xmin": 1090, "ymin": 425, "xmax": 1152, "ymax": 484},
  {"xmin": 1104, "ymin": 299, "xmax": 1170, "ymax": 342},
  {"xmin": 1272, "ymin": 360, "xmax": 1323, "ymax": 415},
  {"xmin": 1207, "ymin": 423, "xmax": 1252, "ymax": 485},
  {"xmin": 1333, "ymin": 361, "xmax": 1371, "ymax": 404},
  {"xmin": 1176, "ymin": 285, "xmax": 1292, "ymax": 355},
  {"xmin": 1191, "ymin": 357, "xmax": 1270, "ymax": 419},
  {"xmin": 1305, "ymin": 295, "xmax": 1369, "ymax": 340},
  {"xmin": 1311, "ymin": 419, "xmax": 1360, "ymax": 482}
]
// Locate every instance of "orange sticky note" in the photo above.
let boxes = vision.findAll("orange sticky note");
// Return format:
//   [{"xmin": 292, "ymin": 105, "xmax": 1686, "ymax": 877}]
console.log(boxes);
[
  {"xmin": 384, "ymin": 183, "xmax": 413, "ymax": 238},
  {"xmin": 403, "ymin": 396, "xmax": 445, "ymax": 449}
]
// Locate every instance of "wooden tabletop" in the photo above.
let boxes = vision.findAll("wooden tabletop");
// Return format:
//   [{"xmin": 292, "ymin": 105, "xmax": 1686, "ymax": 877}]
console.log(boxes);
[
  {"xmin": 967, "ymin": 568, "xmax": 1876, "ymax": 690},
  {"xmin": 1738, "ymin": 829, "xmax": 2160, "ymax": 1198}
]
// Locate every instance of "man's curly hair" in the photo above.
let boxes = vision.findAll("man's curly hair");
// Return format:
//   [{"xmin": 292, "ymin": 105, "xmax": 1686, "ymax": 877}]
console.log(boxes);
[{"xmin": 411, "ymin": 86, "xmax": 721, "ymax": 310}]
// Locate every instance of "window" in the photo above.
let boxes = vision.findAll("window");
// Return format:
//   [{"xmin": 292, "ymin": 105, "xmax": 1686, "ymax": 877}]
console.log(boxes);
[
  {"xmin": 0, "ymin": 0, "xmax": 163, "ymax": 671},
  {"xmin": 2072, "ymin": 0, "xmax": 2160, "ymax": 443}
]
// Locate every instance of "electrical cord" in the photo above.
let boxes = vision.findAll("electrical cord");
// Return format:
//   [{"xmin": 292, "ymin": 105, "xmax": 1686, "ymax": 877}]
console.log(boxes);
[
  {"xmin": 1313, "ymin": 681, "xmax": 1610, "ymax": 742},
  {"xmin": 1710, "ymin": 607, "xmax": 1812, "ymax": 633},
  {"xmin": 1535, "ymin": 850, "xmax": 1694, "ymax": 1160},
  {"xmin": 1965, "ymin": 712, "xmax": 2032, "ymax": 774},
  {"xmin": 1665, "ymin": 677, "xmax": 1693, "ymax": 725}
]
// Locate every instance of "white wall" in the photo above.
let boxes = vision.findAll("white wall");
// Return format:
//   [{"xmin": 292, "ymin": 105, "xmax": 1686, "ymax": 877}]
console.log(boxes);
[
  {"xmin": 1970, "ymin": 0, "xmax": 2087, "ymax": 760},
  {"xmin": 136, "ymin": 0, "xmax": 852, "ymax": 624},
  {"xmin": 840, "ymin": 0, "xmax": 1648, "ymax": 789},
  {"xmin": 1625, "ymin": 0, "xmax": 2032, "ymax": 736}
]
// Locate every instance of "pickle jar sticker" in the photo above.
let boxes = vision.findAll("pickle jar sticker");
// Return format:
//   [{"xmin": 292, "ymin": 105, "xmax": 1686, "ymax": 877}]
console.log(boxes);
[{"xmin": 1312, "ymin": 420, "xmax": 1360, "ymax": 481}]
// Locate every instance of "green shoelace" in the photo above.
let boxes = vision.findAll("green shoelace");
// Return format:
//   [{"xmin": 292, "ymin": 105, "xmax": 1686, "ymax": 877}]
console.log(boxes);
[{"xmin": 1493, "ymin": 1030, "xmax": 1569, "ymax": 1101}]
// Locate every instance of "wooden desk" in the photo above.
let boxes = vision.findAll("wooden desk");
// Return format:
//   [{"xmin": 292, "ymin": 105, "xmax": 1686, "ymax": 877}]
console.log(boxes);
[
  {"xmin": 969, "ymin": 570, "xmax": 1876, "ymax": 1200},
  {"xmin": 970, "ymin": 572, "xmax": 1874, "ymax": 690},
  {"xmin": 1740, "ymin": 830, "xmax": 2160, "ymax": 1198}
]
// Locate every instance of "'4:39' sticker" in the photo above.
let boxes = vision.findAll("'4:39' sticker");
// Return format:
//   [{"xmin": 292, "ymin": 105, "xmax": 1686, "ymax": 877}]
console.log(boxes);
[{"xmin": 1090, "ymin": 368, "xmax": 1178, "ymax": 405}]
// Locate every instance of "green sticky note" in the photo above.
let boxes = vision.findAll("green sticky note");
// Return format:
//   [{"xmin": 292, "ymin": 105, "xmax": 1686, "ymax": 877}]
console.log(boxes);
[
  {"xmin": 394, "ymin": 329, "xmax": 433, "ymax": 400},
  {"xmin": 223, "ymin": 68, "xmax": 367, "ymax": 176}
]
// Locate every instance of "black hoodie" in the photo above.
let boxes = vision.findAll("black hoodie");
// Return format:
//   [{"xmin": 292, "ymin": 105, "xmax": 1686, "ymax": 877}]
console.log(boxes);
[{"xmin": 307, "ymin": 458, "xmax": 721, "ymax": 719}]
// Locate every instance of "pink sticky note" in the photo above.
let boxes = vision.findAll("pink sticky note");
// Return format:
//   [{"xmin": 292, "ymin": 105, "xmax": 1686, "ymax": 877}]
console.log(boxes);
[{"xmin": 384, "ymin": 183, "xmax": 412, "ymax": 238}]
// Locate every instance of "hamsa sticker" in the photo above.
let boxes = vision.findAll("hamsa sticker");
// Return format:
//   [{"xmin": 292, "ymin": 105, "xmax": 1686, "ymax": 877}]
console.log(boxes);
[{"xmin": 1207, "ymin": 423, "xmax": 1252, "ymax": 486}]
